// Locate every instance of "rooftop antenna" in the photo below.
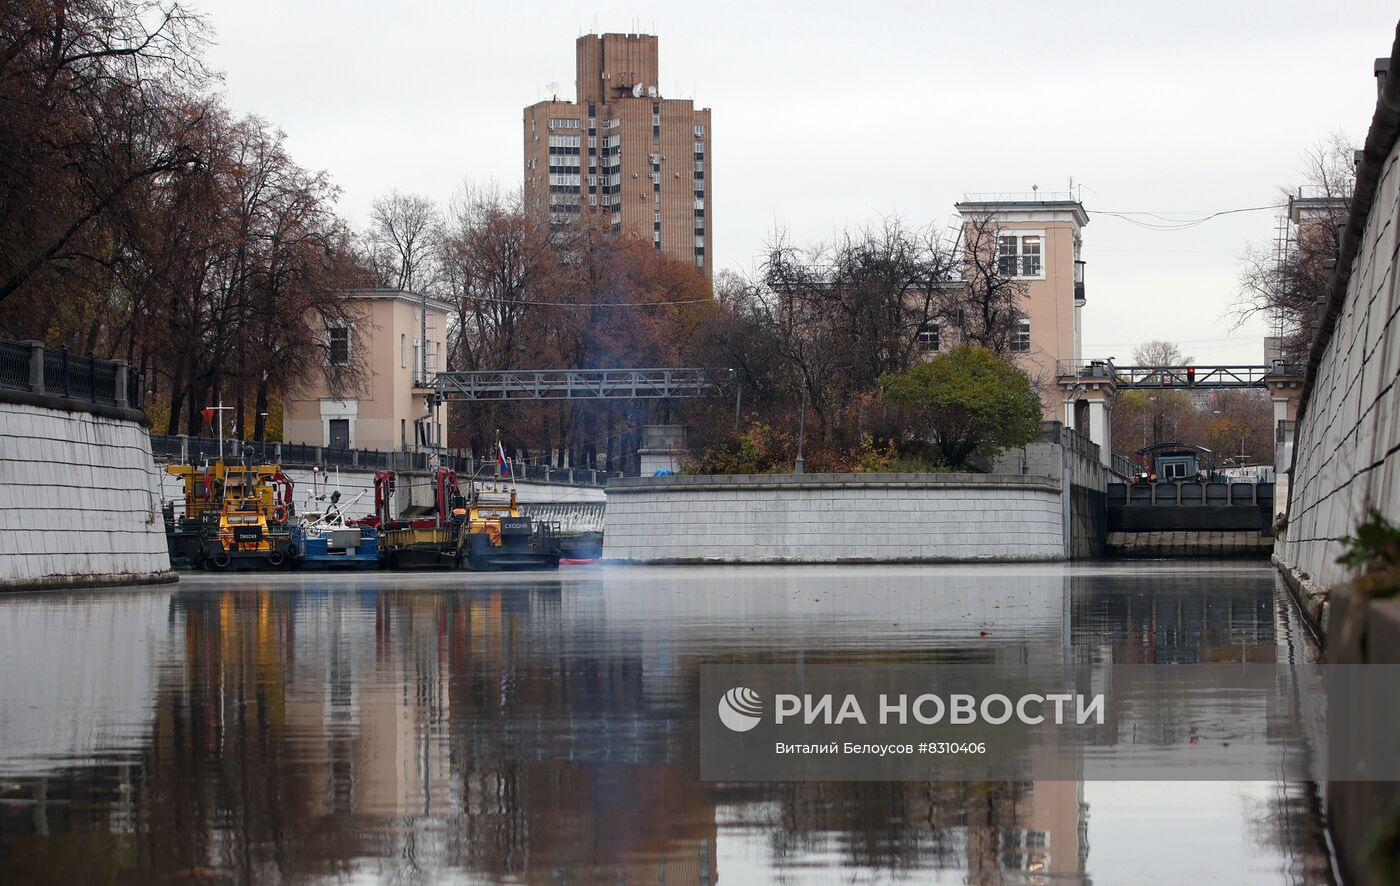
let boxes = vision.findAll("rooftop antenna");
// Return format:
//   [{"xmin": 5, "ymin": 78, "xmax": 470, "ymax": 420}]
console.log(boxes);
[{"xmin": 1032, "ymin": 184, "xmax": 1039, "ymax": 200}]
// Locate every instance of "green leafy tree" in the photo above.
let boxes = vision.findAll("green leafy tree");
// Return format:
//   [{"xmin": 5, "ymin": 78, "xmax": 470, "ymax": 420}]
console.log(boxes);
[{"xmin": 878, "ymin": 346, "xmax": 1041, "ymax": 468}]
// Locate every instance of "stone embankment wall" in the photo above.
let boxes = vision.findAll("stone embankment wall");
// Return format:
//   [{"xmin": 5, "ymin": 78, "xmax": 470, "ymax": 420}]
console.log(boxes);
[
  {"xmin": 1275, "ymin": 44, "xmax": 1400, "ymax": 627},
  {"xmin": 992, "ymin": 421, "xmax": 1107, "ymax": 559},
  {"xmin": 603, "ymin": 474, "xmax": 1064, "ymax": 563},
  {"xmin": 1273, "ymin": 33, "xmax": 1400, "ymax": 886},
  {"xmin": 0, "ymin": 397, "xmax": 173, "ymax": 590}
]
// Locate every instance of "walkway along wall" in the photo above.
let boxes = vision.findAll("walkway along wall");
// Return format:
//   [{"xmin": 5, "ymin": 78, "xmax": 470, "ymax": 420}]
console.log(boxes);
[
  {"xmin": 1272, "ymin": 30, "xmax": 1400, "ymax": 886},
  {"xmin": 0, "ymin": 392, "xmax": 173, "ymax": 591},
  {"xmin": 603, "ymin": 473, "xmax": 1066, "ymax": 564}
]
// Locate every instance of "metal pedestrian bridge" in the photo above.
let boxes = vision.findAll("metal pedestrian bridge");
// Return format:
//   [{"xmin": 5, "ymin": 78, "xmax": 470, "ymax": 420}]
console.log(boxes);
[
  {"xmin": 430, "ymin": 368, "xmax": 735, "ymax": 402},
  {"xmin": 1057, "ymin": 360, "xmax": 1304, "ymax": 390}
]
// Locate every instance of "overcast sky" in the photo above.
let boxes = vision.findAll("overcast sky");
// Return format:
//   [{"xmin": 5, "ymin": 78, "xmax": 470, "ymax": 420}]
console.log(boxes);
[{"xmin": 196, "ymin": 1, "xmax": 1396, "ymax": 364}]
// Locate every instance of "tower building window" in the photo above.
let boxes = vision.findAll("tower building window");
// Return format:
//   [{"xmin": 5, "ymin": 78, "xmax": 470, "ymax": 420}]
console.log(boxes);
[{"xmin": 997, "ymin": 234, "xmax": 1044, "ymax": 278}]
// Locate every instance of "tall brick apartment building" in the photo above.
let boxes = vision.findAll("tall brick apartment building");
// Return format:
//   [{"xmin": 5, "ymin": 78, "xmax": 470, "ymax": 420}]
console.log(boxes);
[{"xmin": 523, "ymin": 33, "xmax": 712, "ymax": 278}]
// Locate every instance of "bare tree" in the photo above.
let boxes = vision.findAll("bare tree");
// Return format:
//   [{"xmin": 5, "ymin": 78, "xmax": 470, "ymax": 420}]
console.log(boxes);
[
  {"xmin": 755, "ymin": 219, "xmax": 958, "ymax": 440},
  {"xmin": 949, "ymin": 215, "xmax": 1032, "ymax": 358},
  {"xmin": 367, "ymin": 190, "xmax": 441, "ymax": 293},
  {"xmin": 1132, "ymin": 339, "xmax": 1191, "ymax": 367},
  {"xmin": 1235, "ymin": 133, "xmax": 1355, "ymax": 363},
  {"xmin": 0, "ymin": 0, "xmax": 211, "ymax": 307}
]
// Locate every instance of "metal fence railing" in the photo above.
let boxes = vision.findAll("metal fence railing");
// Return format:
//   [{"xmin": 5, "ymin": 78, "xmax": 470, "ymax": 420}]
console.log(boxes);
[
  {"xmin": 0, "ymin": 336, "xmax": 138, "ymax": 408},
  {"xmin": 149, "ymin": 434, "xmax": 616, "ymax": 487},
  {"xmin": 1112, "ymin": 453, "xmax": 1136, "ymax": 481}
]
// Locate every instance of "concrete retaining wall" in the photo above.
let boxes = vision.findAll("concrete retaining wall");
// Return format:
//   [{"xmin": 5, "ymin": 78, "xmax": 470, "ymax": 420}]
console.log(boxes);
[
  {"xmin": 603, "ymin": 473, "xmax": 1064, "ymax": 563},
  {"xmin": 0, "ymin": 397, "xmax": 173, "ymax": 589},
  {"xmin": 1276, "ymin": 79, "xmax": 1400, "ymax": 595},
  {"xmin": 993, "ymin": 421, "xmax": 1106, "ymax": 559},
  {"xmin": 1274, "ymin": 36, "xmax": 1400, "ymax": 886}
]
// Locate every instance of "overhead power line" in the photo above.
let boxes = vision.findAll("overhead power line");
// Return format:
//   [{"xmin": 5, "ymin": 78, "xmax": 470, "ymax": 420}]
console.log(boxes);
[{"xmin": 1087, "ymin": 204, "xmax": 1285, "ymax": 231}]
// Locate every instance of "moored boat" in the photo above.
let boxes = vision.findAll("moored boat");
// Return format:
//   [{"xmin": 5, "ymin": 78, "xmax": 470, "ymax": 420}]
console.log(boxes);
[{"xmin": 289, "ymin": 488, "xmax": 380, "ymax": 568}]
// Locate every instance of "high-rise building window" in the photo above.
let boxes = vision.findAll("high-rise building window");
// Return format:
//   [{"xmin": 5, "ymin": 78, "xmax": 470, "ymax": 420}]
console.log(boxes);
[
  {"xmin": 1012, "ymin": 318, "xmax": 1031, "ymax": 351},
  {"xmin": 694, "ymin": 124, "xmax": 705, "ymax": 136},
  {"xmin": 548, "ymin": 118, "xmax": 580, "ymax": 129}
]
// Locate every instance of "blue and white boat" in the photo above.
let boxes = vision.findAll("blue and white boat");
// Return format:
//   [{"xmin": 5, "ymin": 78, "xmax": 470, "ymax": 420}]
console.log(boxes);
[{"xmin": 289, "ymin": 489, "xmax": 379, "ymax": 569}]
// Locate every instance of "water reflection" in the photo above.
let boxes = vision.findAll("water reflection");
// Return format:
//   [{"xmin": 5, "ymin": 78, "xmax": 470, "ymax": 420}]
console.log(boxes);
[{"xmin": 0, "ymin": 565, "xmax": 1332, "ymax": 884}]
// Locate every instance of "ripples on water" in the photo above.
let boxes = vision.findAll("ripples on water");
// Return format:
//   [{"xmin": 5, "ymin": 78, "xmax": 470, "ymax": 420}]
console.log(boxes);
[{"xmin": 0, "ymin": 563, "xmax": 1334, "ymax": 884}]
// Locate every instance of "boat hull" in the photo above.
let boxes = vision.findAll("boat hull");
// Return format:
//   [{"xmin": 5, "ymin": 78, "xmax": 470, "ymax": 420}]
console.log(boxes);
[
  {"xmin": 291, "ymin": 526, "xmax": 380, "ymax": 570},
  {"xmin": 461, "ymin": 531, "xmax": 561, "ymax": 571}
]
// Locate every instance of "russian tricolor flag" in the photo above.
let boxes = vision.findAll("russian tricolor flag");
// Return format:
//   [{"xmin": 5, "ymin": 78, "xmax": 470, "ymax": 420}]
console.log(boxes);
[{"xmin": 497, "ymin": 441, "xmax": 510, "ymax": 477}]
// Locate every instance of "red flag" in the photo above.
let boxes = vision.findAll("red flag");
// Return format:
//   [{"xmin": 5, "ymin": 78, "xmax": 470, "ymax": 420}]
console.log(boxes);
[{"xmin": 201, "ymin": 407, "xmax": 215, "ymax": 427}]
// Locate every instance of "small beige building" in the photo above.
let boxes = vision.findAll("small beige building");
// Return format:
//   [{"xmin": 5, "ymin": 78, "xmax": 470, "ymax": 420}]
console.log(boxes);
[{"xmin": 283, "ymin": 289, "xmax": 451, "ymax": 452}]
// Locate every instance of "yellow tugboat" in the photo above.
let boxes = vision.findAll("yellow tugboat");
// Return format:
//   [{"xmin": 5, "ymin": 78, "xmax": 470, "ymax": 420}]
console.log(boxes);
[
  {"xmin": 457, "ymin": 474, "xmax": 561, "ymax": 571},
  {"xmin": 164, "ymin": 460, "xmax": 295, "ymax": 570}
]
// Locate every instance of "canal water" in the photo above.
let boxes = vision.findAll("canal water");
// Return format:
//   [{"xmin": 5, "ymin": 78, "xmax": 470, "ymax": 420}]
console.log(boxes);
[{"xmin": 0, "ymin": 563, "xmax": 1334, "ymax": 884}]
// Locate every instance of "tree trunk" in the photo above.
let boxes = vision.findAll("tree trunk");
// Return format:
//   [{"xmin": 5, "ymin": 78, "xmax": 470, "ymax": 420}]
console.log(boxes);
[
  {"xmin": 253, "ymin": 380, "xmax": 269, "ymax": 442},
  {"xmin": 166, "ymin": 382, "xmax": 185, "ymax": 435}
]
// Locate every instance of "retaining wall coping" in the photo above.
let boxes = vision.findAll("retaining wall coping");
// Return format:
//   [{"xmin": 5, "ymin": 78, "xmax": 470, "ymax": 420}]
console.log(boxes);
[
  {"xmin": 605, "ymin": 472, "xmax": 1060, "ymax": 495},
  {"xmin": 0, "ymin": 388, "xmax": 149, "ymax": 426}
]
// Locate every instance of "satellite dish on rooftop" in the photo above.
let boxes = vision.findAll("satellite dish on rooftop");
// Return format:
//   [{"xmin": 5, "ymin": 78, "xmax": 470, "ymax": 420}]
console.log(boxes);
[
  {"xmin": 546, "ymin": 81, "xmax": 560, "ymax": 99},
  {"xmin": 632, "ymin": 82, "xmax": 645, "ymax": 98}
]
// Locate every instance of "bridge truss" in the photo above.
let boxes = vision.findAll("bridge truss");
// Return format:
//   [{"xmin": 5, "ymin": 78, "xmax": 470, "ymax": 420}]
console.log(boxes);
[
  {"xmin": 430, "ymin": 368, "xmax": 735, "ymax": 403},
  {"xmin": 1058, "ymin": 361, "xmax": 1304, "ymax": 391}
]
